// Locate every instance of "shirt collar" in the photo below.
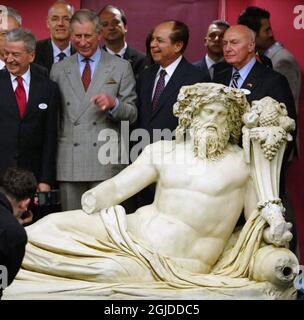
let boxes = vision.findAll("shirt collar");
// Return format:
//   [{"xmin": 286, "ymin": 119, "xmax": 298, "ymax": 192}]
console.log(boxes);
[
  {"xmin": 158, "ymin": 55, "xmax": 182, "ymax": 78},
  {"xmin": 77, "ymin": 47, "xmax": 101, "ymax": 64},
  {"xmin": 0, "ymin": 59, "xmax": 5, "ymax": 70},
  {"xmin": 233, "ymin": 57, "xmax": 256, "ymax": 80},
  {"xmin": 264, "ymin": 42, "xmax": 282, "ymax": 57},
  {"xmin": 205, "ymin": 54, "xmax": 217, "ymax": 69},
  {"xmin": 51, "ymin": 40, "xmax": 71, "ymax": 58},
  {"xmin": 105, "ymin": 42, "xmax": 127, "ymax": 57},
  {"xmin": 10, "ymin": 67, "xmax": 31, "ymax": 85}
]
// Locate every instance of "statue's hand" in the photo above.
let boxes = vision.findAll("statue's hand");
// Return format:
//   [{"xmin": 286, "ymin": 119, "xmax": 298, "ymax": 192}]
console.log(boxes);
[
  {"xmin": 260, "ymin": 202, "xmax": 293, "ymax": 247},
  {"xmin": 263, "ymin": 220, "xmax": 293, "ymax": 247}
]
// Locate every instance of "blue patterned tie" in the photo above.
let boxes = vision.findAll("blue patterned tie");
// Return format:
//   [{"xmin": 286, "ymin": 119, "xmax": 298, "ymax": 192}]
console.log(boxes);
[
  {"xmin": 231, "ymin": 70, "xmax": 240, "ymax": 88},
  {"xmin": 152, "ymin": 69, "xmax": 166, "ymax": 111}
]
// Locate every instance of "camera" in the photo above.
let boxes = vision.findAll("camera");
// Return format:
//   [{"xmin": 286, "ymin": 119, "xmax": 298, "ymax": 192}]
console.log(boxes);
[{"xmin": 33, "ymin": 190, "xmax": 61, "ymax": 207}]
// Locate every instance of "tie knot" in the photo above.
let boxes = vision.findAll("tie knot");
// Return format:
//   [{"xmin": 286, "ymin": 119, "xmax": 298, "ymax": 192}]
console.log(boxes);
[
  {"xmin": 82, "ymin": 58, "xmax": 91, "ymax": 64},
  {"xmin": 58, "ymin": 52, "xmax": 66, "ymax": 61},
  {"xmin": 159, "ymin": 69, "xmax": 166, "ymax": 78},
  {"xmin": 232, "ymin": 70, "xmax": 240, "ymax": 80},
  {"xmin": 16, "ymin": 76, "xmax": 23, "ymax": 85}
]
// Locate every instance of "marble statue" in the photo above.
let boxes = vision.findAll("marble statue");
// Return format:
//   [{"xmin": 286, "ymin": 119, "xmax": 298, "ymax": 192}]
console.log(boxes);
[{"xmin": 4, "ymin": 83, "xmax": 299, "ymax": 300}]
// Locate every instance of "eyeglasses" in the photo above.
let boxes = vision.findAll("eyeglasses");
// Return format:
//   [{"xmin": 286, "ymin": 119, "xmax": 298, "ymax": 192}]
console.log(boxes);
[{"xmin": 208, "ymin": 33, "xmax": 224, "ymax": 40}]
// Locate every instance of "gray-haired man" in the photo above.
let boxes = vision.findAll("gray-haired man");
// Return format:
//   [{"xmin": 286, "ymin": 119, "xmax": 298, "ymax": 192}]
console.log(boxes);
[
  {"xmin": 0, "ymin": 28, "xmax": 60, "ymax": 191},
  {"xmin": 50, "ymin": 9, "xmax": 137, "ymax": 211}
]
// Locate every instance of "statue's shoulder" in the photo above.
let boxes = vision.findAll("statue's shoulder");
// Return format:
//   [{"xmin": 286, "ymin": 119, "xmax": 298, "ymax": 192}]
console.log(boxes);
[
  {"xmin": 142, "ymin": 140, "xmax": 176, "ymax": 155},
  {"xmin": 226, "ymin": 144, "xmax": 247, "ymax": 163}
]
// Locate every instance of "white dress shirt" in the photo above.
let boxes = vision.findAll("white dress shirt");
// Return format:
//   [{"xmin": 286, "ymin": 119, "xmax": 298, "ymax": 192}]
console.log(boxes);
[
  {"xmin": 10, "ymin": 67, "xmax": 31, "ymax": 101},
  {"xmin": 152, "ymin": 55, "xmax": 183, "ymax": 99}
]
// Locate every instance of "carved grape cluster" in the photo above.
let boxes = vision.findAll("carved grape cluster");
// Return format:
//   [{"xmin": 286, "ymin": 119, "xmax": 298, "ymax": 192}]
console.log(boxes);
[
  {"xmin": 261, "ymin": 140, "xmax": 282, "ymax": 160},
  {"xmin": 259, "ymin": 109, "xmax": 280, "ymax": 127}
]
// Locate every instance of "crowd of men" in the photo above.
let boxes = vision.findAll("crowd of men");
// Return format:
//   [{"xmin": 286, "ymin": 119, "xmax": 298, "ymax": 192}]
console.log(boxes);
[{"xmin": 0, "ymin": 1, "xmax": 301, "ymax": 297}]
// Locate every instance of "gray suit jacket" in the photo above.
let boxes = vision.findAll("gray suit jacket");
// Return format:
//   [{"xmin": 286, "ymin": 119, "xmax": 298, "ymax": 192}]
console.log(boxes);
[
  {"xmin": 266, "ymin": 43, "xmax": 301, "ymax": 111},
  {"xmin": 50, "ymin": 50, "xmax": 137, "ymax": 181}
]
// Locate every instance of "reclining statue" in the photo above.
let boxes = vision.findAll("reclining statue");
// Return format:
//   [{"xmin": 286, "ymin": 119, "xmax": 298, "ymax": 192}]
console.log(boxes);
[{"xmin": 4, "ymin": 83, "xmax": 299, "ymax": 300}]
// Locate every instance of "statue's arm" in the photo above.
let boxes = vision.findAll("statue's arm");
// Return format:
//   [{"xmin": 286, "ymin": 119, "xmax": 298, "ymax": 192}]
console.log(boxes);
[{"xmin": 82, "ymin": 146, "xmax": 159, "ymax": 214}]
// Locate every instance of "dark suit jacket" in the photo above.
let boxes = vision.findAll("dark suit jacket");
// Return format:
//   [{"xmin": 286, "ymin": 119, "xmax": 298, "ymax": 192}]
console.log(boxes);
[
  {"xmin": 0, "ymin": 192, "xmax": 27, "ymax": 298},
  {"xmin": 135, "ymin": 57, "xmax": 208, "ymax": 207},
  {"xmin": 193, "ymin": 56, "xmax": 231, "ymax": 81},
  {"xmin": 193, "ymin": 56, "xmax": 211, "ymax": 81},
  {"xmin": 0, "ymin": 67, "xmax": 60, "ymax": 184},
  {"xmin": 213, "ymin": 61, "xmax": 297, "ymax": 129},
  {"xmin": 103, "ymin": 45, "xmax": 146, "ymax": 78},
  {"xmin": 137, "ymin": 57, "xmax": 208, "ymax": 141},
  {"xmin": 34, "ymin": 38, "xmax": 75, "ymax": 73}
]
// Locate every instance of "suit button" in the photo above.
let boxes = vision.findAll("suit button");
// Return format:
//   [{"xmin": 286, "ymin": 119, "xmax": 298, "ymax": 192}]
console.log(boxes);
[
  {"xmin": 93, "ymin": 122, "xmax": 97, "ymax": 125},
  {"xmin": 74, "ymin": 143, "xmax": 79, "ymax": 147},
  {"xmin": 93, "ymin": 143, "xmax": 97, "ymax": 147},
  {"xmin": 74, "ymin": 121, "xmax": 80, "ymax": 126},
  {"xmin": 67, "ymin": 102, "xmax": 70, "ymax": 106}
]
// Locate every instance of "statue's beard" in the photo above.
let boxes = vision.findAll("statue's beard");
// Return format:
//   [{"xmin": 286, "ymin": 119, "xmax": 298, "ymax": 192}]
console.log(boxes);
[{"xmin": 192, "ymin": 120, "xmax": 230, "ymax": 160}]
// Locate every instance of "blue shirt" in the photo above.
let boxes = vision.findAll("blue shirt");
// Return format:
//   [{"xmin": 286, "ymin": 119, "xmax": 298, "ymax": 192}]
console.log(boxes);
[
  {"xmin": 230, "ymin": 57, "xmax": 256, "ymax": 88},
  {"xmin": 77, "ymin": 48, "xmax": 101, "ymax": 79}
]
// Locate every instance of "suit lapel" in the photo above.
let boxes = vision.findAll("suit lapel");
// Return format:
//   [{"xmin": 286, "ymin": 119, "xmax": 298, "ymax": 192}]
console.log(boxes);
[
  {"xmin": 65, "ymin": 55, "xmax": 85, "ymax": 101},
  {"xmin": 74, "ymin": 52, "xmax": 114, "ymax": 121},
  {"xmin": 151, "ymin": 58, "xmax": 186, "ymax": 120},
  {"xmin": 241, "ymin": 62, "xmax": 260, "ymax": 95},
  {"xmin": 214, "ymin": 66, "xmax": 232, "ymax": 86},
  {"xmin": 46, "ymin": 39, "xmax": 55, "ymax": 70},
  {"xmin": 25, "ymin": 68, "xmax": 40, "ymax": 118},
  {"xmin": 0, "ymin": 71, "xmax": 20, "ymax": 119}
]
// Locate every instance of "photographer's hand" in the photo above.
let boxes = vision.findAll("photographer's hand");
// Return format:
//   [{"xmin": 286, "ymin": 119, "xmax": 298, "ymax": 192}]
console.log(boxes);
[
  {"xmin": 18, "ymin": 210, "xmax": 33, "ymax": 225},
  {"xmin": 38, "ymin": 183, "xmax": 51, "ymax": 192}
]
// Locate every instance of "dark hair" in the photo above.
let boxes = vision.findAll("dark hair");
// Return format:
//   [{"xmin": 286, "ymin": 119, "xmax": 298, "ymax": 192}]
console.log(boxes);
[
  {"xmin": 166, "ymin": 20, "xmax": 189, "ymax": 54},
  {"xmin": 98, "ymin": 5, "xmax": 127, "ymax": 26},
  {"xmin": 238, "ymin": 6, "xmax": 270, "ymax": 34},
  {"xmin": 210, "ymin": 19, "xmax": 230, "ymax": 29},
  {"xmin": 2, "ymin": 167, "xmax": 37, "ymax": 202}
]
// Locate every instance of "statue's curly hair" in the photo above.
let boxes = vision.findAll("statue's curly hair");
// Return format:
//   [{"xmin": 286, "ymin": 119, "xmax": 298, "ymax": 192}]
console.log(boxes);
[{"xmin": 173, "ymin": 83, "xmax": 249, "ymax": 143}]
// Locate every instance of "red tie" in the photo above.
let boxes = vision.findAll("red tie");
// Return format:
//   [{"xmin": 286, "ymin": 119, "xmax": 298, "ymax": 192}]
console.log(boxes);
[
  {"xmin": 15, "ymin": 76, "xmax": 27, "ymax": 117},
  {"xmin": 81, "ymin": 59, "xmax": 91, "ymax": 91}
]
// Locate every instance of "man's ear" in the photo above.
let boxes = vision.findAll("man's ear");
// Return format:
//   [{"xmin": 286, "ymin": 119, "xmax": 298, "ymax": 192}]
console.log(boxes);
[
  {"xmin": 204, "ymin": 36, "xmax": 208, "ymax": 47},
  {"xmin": 174, "ymin": 40, "xmax": 184, "ymax": 53}
]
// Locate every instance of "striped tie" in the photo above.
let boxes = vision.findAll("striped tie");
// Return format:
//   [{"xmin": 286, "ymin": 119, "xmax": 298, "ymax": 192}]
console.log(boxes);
[{"xmin": 231, "ymin": 70, "xmax": 240, "ymax": 88}]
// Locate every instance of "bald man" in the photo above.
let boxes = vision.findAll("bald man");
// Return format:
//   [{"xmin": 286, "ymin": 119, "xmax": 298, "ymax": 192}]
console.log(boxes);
[
  {"xmin": 213, "ymin": 24, "xmax": 297, "ymax": 253},
  {"xmin": 34, "ymin": 1, "xmax": 75, "ymax": 72}
]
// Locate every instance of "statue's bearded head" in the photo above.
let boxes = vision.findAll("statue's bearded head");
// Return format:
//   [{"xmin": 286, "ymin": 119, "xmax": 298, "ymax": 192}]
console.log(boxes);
[
  {"xmin": 173, "ymin": 83, "xmax": 249, "ymax": 159},
  {"xmin": 190, "ymin": 102, "xmax": 230, "ymax": 159}
]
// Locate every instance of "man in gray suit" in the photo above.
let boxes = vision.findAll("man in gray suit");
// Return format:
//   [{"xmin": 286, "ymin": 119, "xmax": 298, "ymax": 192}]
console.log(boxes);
[
  {"xmin": 51, "ymin": 9, "xmax": 137, "ymax": 210},
  {"xmin": 238, "ymin": 7, "xmax": 301, "ymax": 112}
]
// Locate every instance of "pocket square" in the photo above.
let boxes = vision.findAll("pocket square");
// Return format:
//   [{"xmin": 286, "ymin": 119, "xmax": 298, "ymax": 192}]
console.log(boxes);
[{"xmin": 105, "ymin": 78, "xmax": 117, "ymax": 84}]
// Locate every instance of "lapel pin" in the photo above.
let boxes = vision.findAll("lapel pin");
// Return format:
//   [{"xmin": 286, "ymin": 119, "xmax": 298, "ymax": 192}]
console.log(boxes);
[{"xmin": 246, "ymin": 83, "xmax": 253, "ymax": 88}]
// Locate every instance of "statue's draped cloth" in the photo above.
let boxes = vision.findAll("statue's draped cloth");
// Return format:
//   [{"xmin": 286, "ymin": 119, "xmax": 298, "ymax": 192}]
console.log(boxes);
[{"xmin": 5, "ymin": 205, "xmax": 271, "ymax": 298}]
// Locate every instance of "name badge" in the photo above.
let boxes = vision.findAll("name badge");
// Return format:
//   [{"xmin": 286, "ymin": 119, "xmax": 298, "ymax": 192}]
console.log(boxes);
[
  {"xmin": 241, "ymin": 89, "xmax": 251, "ymax": 95},
  {"xmin": 38, "ymin": 103, "xmax": 48, "ymax": 110}
]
